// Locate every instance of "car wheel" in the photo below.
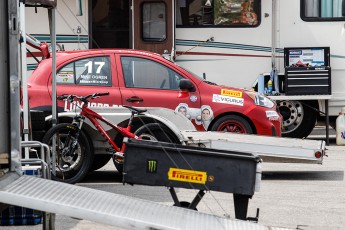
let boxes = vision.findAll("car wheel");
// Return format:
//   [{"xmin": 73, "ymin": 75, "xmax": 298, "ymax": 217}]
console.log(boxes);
[
  {"xmin": 134, "ymin": 123, "xmax": 176, "ymax": 142},
  {"xmin": 89, "ymin": 154, "xmax": 111, "ymax": 171},
  {"xmin": 113, "ymin": 123, "xmax": 180, "ymax": 174},
  {"xmin": 211, "ymin": 115, "xmax": 253, "ymax": 134},
  {"xmin": 278, "ymin": 100, "xmax": 317, "ymax": 138},
  {"xmin": 30, "ymin": 110, "xmax": 45, "ymax": 131}
]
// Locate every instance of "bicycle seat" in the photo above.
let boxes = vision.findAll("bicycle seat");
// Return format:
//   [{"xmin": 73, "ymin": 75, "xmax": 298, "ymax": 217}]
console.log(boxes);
[{"xmin": 123, "ymin": 105, "xmax": 147, "ymax": 114}]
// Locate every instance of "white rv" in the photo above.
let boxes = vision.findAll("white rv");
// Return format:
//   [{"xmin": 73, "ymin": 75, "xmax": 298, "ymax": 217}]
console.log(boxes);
[{"xmin": 25, "ymin": 0, "xmax": 345, "ymax": 138}]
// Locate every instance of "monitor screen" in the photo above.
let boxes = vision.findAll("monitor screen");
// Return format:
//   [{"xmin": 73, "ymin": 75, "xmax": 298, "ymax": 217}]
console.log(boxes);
[{"xmin": 284, "ymin": 47, "xmax": 330, "ymax": 67}]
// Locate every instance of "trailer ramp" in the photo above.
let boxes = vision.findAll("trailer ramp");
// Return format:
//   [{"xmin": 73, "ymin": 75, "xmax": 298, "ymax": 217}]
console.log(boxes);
[
  {"xmin": 182, "ymin": 131, "xmax": 326, "ymax": 164},
  {"xmin": 0, "ymin": 175, "xmax": 291, "ymax": 230}
]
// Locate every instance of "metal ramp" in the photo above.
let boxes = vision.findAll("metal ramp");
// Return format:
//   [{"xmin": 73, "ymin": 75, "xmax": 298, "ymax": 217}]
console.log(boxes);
[
  {"xmin": 182, "ymin": 131, "xmax": 326, "ymax": 164},
  {"xmin": 0, "ymin": 175, "xmax": 290, "ymax": 230}
]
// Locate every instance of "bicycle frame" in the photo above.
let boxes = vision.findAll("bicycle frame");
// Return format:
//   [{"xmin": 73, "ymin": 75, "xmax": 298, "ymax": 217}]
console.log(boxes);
[{"xmin": 77, "ymin": 103, "xmax": 139, "ymax": 153}]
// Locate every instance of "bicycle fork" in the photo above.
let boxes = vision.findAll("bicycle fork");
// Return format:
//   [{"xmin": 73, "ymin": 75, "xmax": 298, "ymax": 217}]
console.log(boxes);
[{"xmin": 64, "ymin": 115, "xmax": 85, "ymax": 157}]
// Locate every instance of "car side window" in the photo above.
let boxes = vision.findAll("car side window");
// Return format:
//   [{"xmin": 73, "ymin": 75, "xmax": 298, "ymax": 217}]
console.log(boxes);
[
  {"xmin": 57, "ymin": 56, "xmax": 112, "ymax": 86},
  {"xmin": 56, "ymin": 63, "xmax": 75, "ymax": 84},
  {"xmin": 120, "ymin": 56, "xmax": 184, "ymax": 90}
]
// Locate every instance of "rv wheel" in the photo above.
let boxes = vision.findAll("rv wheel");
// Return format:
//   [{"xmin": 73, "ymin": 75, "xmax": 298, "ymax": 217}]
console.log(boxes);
[{"xmin": 278, "ymin": 100, "xmax": 317, "ymax": 138}]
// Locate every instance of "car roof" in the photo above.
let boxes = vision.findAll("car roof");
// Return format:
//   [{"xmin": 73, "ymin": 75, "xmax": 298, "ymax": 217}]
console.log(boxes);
[{"xmin": 55, "ymin": 49, "xmax": 162, "ymax": 58}]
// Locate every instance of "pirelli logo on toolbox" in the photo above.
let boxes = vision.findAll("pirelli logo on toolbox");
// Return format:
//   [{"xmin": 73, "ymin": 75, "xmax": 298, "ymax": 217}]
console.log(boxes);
[
  {"xmin": 221, "ymin": 89, "xmax": 242, "ymax": 98},
  {"xmin": 168, "ymin": 168, "xmax": 207, "ymax": 184}
]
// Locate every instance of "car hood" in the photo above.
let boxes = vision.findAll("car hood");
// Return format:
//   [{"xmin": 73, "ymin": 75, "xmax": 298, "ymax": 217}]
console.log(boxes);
[{"xmin": 202, "ymin": 82, "xmax": 250, "ymax": 97}]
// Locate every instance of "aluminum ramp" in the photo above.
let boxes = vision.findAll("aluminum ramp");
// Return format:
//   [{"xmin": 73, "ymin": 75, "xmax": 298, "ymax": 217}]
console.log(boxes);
[
  {"xmin": 182, "ymin": 131, "xmax": 326, "ymax": 164},
  {"xmin": 0, "ymin": 175, "xmax": 290, "ymax": 230}
]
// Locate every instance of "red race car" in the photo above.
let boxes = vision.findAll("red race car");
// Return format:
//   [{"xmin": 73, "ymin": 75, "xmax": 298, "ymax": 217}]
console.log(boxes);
[{"xmin": 28, "ymin": 49, "xmax": 282, "ymax": 136}]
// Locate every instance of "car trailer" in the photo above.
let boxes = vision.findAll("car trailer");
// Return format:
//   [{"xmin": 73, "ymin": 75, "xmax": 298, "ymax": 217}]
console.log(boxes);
[{"xmin": 123, "ymin": 138, "xmax": 262, "ymax": 221}]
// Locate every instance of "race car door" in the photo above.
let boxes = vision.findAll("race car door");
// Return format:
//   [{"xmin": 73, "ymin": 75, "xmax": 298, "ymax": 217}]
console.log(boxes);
[
  {"xmin": 117, "ymin": 53, "xmax": 206, "ymax": 131},
  {"xmin": 132, "ymin": 0, "xmax": 175, "ymax": 56}
]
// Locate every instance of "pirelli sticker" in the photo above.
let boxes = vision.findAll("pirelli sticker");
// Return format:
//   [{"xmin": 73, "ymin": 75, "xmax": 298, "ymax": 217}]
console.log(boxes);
[
  {"xmin": 168, "ymin": 168, "xmax": 207, "ymax": 184},
  {"xmin": 221, "ymin": 89, "xmax": 242, "ymax": 98}
]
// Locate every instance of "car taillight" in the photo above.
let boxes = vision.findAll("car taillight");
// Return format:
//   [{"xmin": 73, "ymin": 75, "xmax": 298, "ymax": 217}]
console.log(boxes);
[{"xmin": 315, "ymin": 151, "xmax": 322, "ymax": 158}]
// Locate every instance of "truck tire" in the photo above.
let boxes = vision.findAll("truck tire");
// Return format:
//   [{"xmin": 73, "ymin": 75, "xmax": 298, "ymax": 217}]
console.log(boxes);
[
  {"xmin": 42, "ymin": 123, "xmax": 93, "ymax": 184},
  {"xmin": 278, "ymin": 100, "xmax": 317, "ymax": 138},
  {"xmin": 211, "ymin": 115, "xmax": 253, "ymax": 134},
  {"xmin": 113, "ymin": 123, "xmax": 180, "ymax": 173}
]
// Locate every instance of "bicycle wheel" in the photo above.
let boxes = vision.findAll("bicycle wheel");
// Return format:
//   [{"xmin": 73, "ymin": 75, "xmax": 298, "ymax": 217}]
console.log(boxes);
[{"xmin": 42, "ymin": 123, "xmax": 93, "ymax": 184}]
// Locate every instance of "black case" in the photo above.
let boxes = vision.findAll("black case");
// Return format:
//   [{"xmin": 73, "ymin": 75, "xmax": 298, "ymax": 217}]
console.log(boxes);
[
  {"xmin": 284, "ymin": 66, "xmax": 331, "ymax": 95},
  {"xmin": 123, "ymin": 139, "xmax": 259, "ymax": 196},
  {"xmin": 284, "ymin": 47, "xmax": 331, "ymax": 95}
]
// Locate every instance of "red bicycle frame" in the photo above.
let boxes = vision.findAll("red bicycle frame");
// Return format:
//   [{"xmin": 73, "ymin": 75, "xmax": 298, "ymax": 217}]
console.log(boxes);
[{"xmin": 79, "ymin": 103, "xmax": 140, "ymax": 153}]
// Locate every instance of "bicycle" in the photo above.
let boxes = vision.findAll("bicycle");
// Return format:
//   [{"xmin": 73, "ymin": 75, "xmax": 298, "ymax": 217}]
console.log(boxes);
[{"xmin": 42, "ymin": 92, "xmax": 173, "ymax": 184}]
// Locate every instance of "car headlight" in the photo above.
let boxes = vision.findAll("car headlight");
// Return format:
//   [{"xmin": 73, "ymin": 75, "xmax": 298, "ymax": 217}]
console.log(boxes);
[{"xmin": 245, "ymin": 91, "xmax": 275, "ymax": 108}]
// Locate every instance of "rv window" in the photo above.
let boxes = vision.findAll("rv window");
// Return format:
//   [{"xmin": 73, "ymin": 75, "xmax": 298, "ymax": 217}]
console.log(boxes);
[
  {"xmin": 176, "ymin": 0, "xmax": 260, "ymax": 27},
  {"xmin": 142, "ymin": 2, "xmax": 167, "ymax": 41},
  {"xmin": 301, "ymin": 0, "xmax": 345, "ymax": 21}
]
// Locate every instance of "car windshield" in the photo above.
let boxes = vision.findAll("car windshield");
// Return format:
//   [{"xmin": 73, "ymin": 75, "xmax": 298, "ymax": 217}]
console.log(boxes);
[{"xmin": 174, "ymin": 63, "xmax": 217, "ymax": 85}]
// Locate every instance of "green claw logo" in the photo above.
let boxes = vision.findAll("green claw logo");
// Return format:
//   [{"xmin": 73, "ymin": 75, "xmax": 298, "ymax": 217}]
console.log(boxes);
[{"xmin": 147, "ymin": 160, "xmax": 157, "ymax": 173}]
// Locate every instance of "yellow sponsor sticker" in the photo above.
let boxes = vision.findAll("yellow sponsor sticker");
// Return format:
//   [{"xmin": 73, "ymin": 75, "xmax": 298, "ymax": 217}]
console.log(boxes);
[
  {"xmin": 168, "ymin": 168, "xmax": 207, "ymax": 184},
  {"xmin": 221, "ymin": 89, "xmax": 242, "ymax": 98}
]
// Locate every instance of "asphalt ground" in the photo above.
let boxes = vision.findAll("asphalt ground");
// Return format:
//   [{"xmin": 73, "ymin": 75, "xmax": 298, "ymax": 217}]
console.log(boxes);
[{"xmin": 2, "ymin": 126, "xmax": 345, "ymax": 230}]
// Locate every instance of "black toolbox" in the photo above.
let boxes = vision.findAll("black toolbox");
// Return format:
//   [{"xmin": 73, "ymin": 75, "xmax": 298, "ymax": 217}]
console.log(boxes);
[
  {"xmin": 123, "ymin": 139, "xmax": 260, "ymax": 196},
  {"xmin": 285, "ymin": 66, "xmax": 331, "ymax": 95},
  {"xmin": 284, "ymin": 47, "xmax": 331, "ymax": 95}
]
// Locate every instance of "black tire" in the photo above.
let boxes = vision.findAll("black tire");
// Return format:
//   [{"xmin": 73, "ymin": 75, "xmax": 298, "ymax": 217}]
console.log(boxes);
[
  {"xmin": 210, "ymin": 115, "xmax": 253, "ymax": 134},
  {"xmin": 113, "ymin": 123, "xmax": 180, "ymax": 173},
  {"xmin": 278, "ymin": 100, "xmax": 317, "ymax": 138},
  {"xmin": 32, "ymin": 130, "xmax": 46, "ymax": 142},
  {"xmin": 42, "ymin": 123, "xmax": 93, "ymax": 184},
  {"xmin": 89, "ymin": 154, "xmax": 111, "ymax": 171},
  {"xmin": 30, "ymin": 110, "xmax": 45, "ymax": 131},
  {"xmin": 134, "ymin": 123, "xmax": 179, "ymax": 142}
]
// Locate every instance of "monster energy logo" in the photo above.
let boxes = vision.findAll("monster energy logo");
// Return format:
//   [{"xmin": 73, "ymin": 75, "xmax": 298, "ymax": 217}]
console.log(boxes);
[{"xmin": 147, "ymin": 160, "xmax": 157, "ymax": 173}]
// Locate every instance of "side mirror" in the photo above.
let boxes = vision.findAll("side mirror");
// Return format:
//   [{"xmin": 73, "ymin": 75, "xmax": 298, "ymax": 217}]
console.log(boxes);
[{"xmin": 179, "ymin": 79, "xmax": 196, "ymax": 92}]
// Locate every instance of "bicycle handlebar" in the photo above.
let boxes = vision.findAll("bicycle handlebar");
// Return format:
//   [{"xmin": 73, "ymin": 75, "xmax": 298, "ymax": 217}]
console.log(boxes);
[{"xmin": 57, "ymin": 92, "xmax": 110, "ymax": 103}]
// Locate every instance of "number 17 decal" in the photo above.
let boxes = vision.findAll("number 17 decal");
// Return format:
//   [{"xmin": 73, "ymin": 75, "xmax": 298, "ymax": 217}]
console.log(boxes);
[{"xmin": 84, "ymin": 61, "xmax": 105, "ymax": 74}]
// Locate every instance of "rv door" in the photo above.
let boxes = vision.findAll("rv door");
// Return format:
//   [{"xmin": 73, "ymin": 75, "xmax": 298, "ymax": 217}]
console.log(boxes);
[{"xmin": 132, "ymin": 0, "xmax": 175, "ymax": 56}]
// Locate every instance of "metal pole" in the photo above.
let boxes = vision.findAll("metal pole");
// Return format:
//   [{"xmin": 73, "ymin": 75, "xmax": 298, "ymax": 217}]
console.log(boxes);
[
  {"xmin": 50, "ymin": 8, "xmax": 57, "ymax": 175},
  {"xmin": 271, "ymin": 0, "xmax": 277, "ymax": 69},
  {"xmin": 19, "ymin": 2, "xmax": 30, "ymax": 158},
  {"xmin": 8, "ymin": 0, "xmax": 21, "ymax": 173},
  {"xmin": 0, "ymin": 0, "xmax": 10, "ymax": 172}
]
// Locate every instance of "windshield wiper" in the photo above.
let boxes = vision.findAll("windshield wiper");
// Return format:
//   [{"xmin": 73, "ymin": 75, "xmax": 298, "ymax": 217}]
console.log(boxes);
[{"xmin": 203, "ymin": 80, "xmax": 217, "ymax": 86}]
